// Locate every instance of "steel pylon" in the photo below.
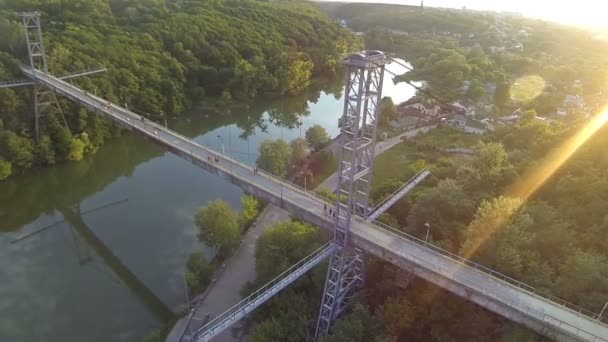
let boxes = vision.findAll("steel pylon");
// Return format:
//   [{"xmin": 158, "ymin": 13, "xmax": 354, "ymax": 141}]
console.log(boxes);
[
  {"xmin": 21, "ymin": 12, "xmax": 67, "ymax": 140},
  {"xmin": 314, "ymin": 51, "xmax": 386, "ymax": 340}
]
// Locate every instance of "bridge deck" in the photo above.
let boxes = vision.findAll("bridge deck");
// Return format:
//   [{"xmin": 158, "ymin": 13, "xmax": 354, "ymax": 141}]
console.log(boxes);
[{"xmin": 24, "ymin": 67, "xmax": 608, "ymax": 342}]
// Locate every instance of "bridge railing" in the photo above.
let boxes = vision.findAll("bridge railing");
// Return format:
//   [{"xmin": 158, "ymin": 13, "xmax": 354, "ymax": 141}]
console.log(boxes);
[
  {"xmin": 191, "ymin": 242, "xmax": 336, "ymax": 341},
  {"xmin": 369, "ymin": 167, "xmax": 430, "ymax": 211},
  {"xmin": 354, "ymin": 224, "xmax": 608, "ymax": 341},
  {"xmin": 30, "ymin": 69, "xmax": 608, "ymax": 335},
  {"xmin": 366, "ymin": 219, "xmax": 608, "ymax": 327},
  {"xmin": 124, "ymin": 112, "xmax": 607, "ymax": 331}
]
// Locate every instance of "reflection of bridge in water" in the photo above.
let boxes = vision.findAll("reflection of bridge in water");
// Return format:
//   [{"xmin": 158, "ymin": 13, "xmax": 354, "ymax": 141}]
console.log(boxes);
[
  {"xmin": 20, "ymin": 66, "xmax": 608, "ymax": 342},
  {"xmin": 7, "ymin": 11, "xmax": 607, "ymax": 342},
  {"xmin": 59, "ymin": 205, "xmax": 175, "ymax": 322}
]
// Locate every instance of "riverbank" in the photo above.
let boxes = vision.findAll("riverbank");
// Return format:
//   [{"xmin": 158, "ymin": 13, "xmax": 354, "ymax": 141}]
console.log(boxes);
[{"xmin": 166, "ymin": 124, "xmax": 436, "ymax": 342}]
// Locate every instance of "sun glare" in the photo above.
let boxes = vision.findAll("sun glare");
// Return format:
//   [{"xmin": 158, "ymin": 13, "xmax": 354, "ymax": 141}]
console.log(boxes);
[
  {"xmin": 510, "ymin": 75, "xmax": 545, "ymax": 103},
  {"xmin": 460, "ymin": 109, "xmax": 608, "ymax": 260}
]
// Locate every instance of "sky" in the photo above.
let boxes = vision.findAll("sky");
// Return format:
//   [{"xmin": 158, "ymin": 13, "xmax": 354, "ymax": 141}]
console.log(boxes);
[{"xmin": 322, "ymin": 0, "xmax": 608, "ymax": 29}]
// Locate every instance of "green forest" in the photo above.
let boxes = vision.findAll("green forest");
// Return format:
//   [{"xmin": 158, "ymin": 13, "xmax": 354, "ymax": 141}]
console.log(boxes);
[
  {"xmin": 228, "ymin": 3, "xmax": 608, "ymax": 342},
  {"xmin": 0, "ymin": 0, "xmax": 360, "ymax": 181}
]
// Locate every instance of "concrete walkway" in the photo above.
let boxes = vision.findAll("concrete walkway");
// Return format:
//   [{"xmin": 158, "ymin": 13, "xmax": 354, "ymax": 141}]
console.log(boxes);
[{"xmin": 167, "ymin": 205, "xmax": 290, "ymax": 342}]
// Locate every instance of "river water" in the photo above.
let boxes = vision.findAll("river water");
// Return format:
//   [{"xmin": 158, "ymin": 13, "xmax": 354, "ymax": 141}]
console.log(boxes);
[{"xmin": 0, "ymin": 61, "xmax": 416, "ymax": 342}]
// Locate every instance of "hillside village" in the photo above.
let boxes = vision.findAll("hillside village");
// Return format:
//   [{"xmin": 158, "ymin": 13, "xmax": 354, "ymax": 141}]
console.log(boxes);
[{"xmin": 337, "ymin": 7, "xmax": 601, "ymax": 138}]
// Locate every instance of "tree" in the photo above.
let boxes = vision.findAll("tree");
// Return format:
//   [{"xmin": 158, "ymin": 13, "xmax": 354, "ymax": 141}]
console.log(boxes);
[
  {"xmin": 240, "ymin": 195, "xmax": 259, "ymax": 228},
  {"xmin": 377, "ymin": 295, "xmax": 414, "ymax": 337},
  {"xmin": 466, "ymin": 79, "xmax": 485, "ymax": 101},
  {"xmin": 34, "ymin": 135, "xmax": 56, "ymax": 166},
  {"xmin": 67, "ymin": 137, "xmax": 86, "ymax": 161},
  {"xmin": 255, "ymin": 220, "xmax": 321, "ymax": 282},
  {"xmin": 250, "ymin": 291, "xmax": 315, "ymax": 342},
  {"xmin": 553, "ymin": 250, "xmax": 608, "ymax": 310},
  {"xmin": 0, "ymin": 157, "xmax": 11, "ymax": 180},
  {"xmin": 290, "ymin": 138, "xmax": 309, "ymax": 165},
  {"xmin": 195, "ymin": 200, "xmax": 240, "ymax": 258},
  {"xmin": 378, "ymin": 97, "xmax": 397, "ymax": 128},
  {"xmin": 251, "ymin": 318, "xmax": 283, "ymax": 342},
  {"xmin": 460, "ymin": 141, "xmax": 514, "ymax": 193},
  {"xmin": 185, "ymin": 252, "xmax": 213, "ymax": 293},
  {"xmin": 326, "ymin": 304, "xmax": 391, "ymax": 342},
  {"xmin": 460, "ymin": 196, "xmax": 523, "ymax": 260},
  {"xmin": 305, "ymin": 125, "xmax": 330, "ymax": 151},
  {"xmin": 0, "ymin": 131, "xmax": 34, "ymax": 169},
  {"xmin": 407, "ymin": 179, "xmax": 475, "ymax": 249},
  {"xmin": 494, "ymin": 82, "xmax": 511, "ymax": 109},
  {"xmin": 256, "ymin": 139, "xmax": 292, "ymax": 177}
]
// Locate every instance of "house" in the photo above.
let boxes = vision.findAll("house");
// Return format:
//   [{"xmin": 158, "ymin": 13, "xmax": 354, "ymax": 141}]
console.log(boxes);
[
  {"xmin": 556, "ymin": 108, "xmax": 568, "ymax": 117},
  {"xmin": 517, "ymin": 30, "xmax": 529, "ymax": 39},
  {"xmin": 497, "ymin": 114, "xmax": 520, "ymax": 124},
  {"xmin": 488, "ymin": 46, "xmax": 506, "ymax": 54},
  {"xmin": 511, "ymin": 43, "xmax": 524, "ymax": 51},
  {"xmin": 573, "ymin": 80, "xmax": 583, "ymax": 88},
  {"xmin": 480, "ymin": 118, "xmax": 496, "ymax": 131},
  {"xmin": 450, "ymin": 101, "xmax": 467, "ymax": 114},
  {"xmin": 563, "ymin": 94, "xmax": 585, "ymax": 108},
  {"xmin": 445, "ymin": 114, "xmax": 487, "ymax": 134},
  {"xmin": 449, "ymin": 101, "xmax": 476, "ymax": 117},
  {"xmin": 399, "ymin": 102, "xmax": 441, "ymax": 118},
  {"xmin": 390, "ymin": 116, "xmax": 420, "ymax": 130},
  {"xmin": 461, "ymin": 80, "xmax": 471, "ymax": 93}
]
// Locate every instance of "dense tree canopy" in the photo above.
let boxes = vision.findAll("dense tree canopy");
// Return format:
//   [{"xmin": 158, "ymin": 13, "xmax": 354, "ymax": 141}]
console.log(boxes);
[{"xmin": 0, "ymin": 0, "xmax": 361, "ymax": 180}]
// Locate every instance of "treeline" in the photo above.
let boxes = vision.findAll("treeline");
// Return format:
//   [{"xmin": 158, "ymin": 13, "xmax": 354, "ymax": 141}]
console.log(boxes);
[
  {"xmin": 0, "ymin": 0, "xmax": 360, "ymax": 180},
  {"xmin": 243, "ymin": 116, "xmax": 608, "ymax": 341},
  {"xmin": 323, "ymin": 2, "xmax": 608, "ymax": 118}
]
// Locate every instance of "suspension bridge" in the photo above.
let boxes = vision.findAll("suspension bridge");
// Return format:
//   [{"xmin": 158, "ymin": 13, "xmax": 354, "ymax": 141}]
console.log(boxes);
[{"xmin": 4, "ymin": 12, "xmax": 608, "ymax": 342}]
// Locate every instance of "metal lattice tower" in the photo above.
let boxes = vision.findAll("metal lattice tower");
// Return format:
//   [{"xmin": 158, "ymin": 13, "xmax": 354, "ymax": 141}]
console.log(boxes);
[
  {"xmin": 314, "ymin": 50, "xmax": 386, "ymax": 340},
  {"xmin": 21, "ymin": 11, "xmax": 66, "ymax": 140}
]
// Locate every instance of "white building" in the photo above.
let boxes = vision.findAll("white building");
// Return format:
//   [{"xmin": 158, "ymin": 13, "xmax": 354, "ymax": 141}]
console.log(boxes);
[{"xmin": 445, "ymin": 114, "xmax": 487, "ymax": 134}]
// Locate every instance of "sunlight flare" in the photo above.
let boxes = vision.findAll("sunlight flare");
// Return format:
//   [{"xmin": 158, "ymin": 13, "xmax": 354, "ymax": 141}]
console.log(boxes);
[{"xmin": 461, "ymin": 110, "xmax": 608, "ymax": 259}]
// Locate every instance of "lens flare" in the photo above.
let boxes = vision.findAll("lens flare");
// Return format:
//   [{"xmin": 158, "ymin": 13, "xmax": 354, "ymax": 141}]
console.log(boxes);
[
  {"xmin": 510, "ymin": 75, "xmax": 546, "ymax": 103},
  {"xmin": 460, "ymin": 109, "xmax": 608, "ymax": 260}
]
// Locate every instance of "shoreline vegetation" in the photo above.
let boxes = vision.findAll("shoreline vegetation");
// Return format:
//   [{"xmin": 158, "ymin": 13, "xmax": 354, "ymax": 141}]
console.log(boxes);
[
  {"xmin": 157, "ymin": 3, "xmax": 608, "ymax": 341},
  {"xmin": 0, "ymin": 0, "xmax": 361, "ymax": 181}
]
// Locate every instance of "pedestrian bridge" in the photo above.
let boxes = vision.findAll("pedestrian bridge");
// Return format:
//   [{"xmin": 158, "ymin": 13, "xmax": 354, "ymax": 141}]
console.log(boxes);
[{"xmin": 22, "ymin": 67, "xmax": 608, "ymax": 342}]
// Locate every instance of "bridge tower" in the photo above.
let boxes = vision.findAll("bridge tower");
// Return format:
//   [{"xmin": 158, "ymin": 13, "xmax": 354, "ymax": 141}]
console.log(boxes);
[
  {"xmin": 314, "ymin": 50, "xmax": 387, "ymax": 339},
  {"xmin": 21, "ymin": 12, "xmax": 66, "ymax": 141}
]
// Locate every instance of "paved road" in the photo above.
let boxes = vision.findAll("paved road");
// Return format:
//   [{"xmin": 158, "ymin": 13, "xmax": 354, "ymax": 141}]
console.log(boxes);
[{"xmin": 28, "ymin": 68, "xmax": 608, "ymax": 342}]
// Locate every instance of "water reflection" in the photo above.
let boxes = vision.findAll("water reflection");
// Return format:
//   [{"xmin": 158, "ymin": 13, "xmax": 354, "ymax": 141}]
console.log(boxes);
[{"xmin": 0, "ymin": 61, "xmax": 416, "ymax": 342}]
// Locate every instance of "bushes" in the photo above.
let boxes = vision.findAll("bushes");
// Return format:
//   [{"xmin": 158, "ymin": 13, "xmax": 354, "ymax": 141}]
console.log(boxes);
[{"xmin": 185, "ymin": 252, "xmax": 213, "ymax": 294}]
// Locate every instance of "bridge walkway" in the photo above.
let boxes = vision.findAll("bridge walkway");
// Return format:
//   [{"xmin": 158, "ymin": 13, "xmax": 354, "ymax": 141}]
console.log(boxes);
[{"xmin": 24, "ymin": 67, "xmax": 608, "ymax": 342}]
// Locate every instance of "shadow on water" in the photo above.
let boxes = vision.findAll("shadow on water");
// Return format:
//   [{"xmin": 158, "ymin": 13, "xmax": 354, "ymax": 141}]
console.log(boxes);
[
  {"xmin": 59, "ymin": 205, "xmax": 174, "ymax": 322},
  {"xmin": 0, "ymin": 76, "xmax": 344, "ymax": 341}
]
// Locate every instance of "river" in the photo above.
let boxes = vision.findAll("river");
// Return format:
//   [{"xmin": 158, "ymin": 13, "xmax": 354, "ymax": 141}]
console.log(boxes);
[{"xmin": 0, "ymin": 60, "xmax": 417, "ymax": 342}]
